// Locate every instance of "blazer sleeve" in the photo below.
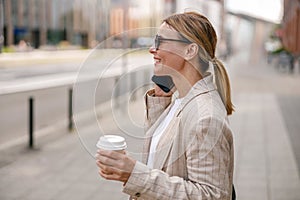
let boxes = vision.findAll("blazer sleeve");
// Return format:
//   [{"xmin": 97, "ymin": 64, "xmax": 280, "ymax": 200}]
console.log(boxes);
[
  {"xmin": 122, "ymin": 117, "xmax": 233, "ymax": 200},
  {"xmin": 144, "ymin": 89, "xmax": 172, "ymax": 131}
]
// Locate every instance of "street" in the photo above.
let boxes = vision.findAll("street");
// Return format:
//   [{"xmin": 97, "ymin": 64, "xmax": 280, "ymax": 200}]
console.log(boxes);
[{"xmin": 0, "ymin": 50, "xmax": 152, "ymax": 150}]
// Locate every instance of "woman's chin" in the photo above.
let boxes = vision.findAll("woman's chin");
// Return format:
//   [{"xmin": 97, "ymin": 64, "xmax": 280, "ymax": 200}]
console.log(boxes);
[
  {"xmin": 153, "ymin": 67, "xmax": 162, "ymax": 75},
  {"xmin": 153, "ymin": 70, "xmax": 166, "ymax": 76}
]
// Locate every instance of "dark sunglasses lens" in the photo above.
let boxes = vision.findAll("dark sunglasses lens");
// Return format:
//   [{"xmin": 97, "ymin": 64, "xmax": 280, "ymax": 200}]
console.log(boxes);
[{"xmin": 155, "ymin": 36, "xmax": 159, "ymax": 49}]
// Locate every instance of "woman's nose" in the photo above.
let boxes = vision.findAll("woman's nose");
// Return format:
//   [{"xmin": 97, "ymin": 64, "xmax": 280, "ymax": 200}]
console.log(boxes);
[{"xmin": 149, "ymin": 45, "xmax": 156, "ymax": 54}]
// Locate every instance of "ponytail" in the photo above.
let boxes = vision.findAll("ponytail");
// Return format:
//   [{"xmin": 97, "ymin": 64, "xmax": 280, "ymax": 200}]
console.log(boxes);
[{"xmin": 213, "ymin": 58, "xmax": 234, "ymax": 115}]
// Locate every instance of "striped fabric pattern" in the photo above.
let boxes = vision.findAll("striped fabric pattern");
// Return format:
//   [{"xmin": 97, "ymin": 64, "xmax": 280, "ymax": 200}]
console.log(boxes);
[{"xmin": 123, "ymin": 74, "xmax": 234, "ymax": 200}]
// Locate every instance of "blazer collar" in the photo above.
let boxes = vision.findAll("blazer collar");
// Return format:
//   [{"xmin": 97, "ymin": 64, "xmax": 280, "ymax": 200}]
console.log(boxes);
[
  {"xmin": 142, "ymin": 102, "xmax": 175, "ymax": 164},
  {"xmin": 176, "ymin": 73, "xmax": 217, "ymax": 116}
]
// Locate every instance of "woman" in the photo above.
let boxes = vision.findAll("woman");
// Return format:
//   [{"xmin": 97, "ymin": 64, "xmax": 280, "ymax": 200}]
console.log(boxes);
[{"xmin": 96, "ymin": 11, "xmax": 235, "ymax": 199}]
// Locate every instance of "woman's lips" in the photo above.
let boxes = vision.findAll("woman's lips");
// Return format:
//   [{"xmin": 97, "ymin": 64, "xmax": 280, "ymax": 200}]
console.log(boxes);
[{"xmin": 154, "ymin": 57, "xmax": 161, "ymax": 64}]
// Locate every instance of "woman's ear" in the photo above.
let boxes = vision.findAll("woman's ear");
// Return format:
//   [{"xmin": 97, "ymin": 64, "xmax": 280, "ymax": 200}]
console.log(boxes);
[{"xmin": 184, "ymin": 43, "xmax": 198, "ymax": 60}]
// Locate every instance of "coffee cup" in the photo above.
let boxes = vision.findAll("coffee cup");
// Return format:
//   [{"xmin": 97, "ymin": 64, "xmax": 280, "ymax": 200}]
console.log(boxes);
[{"xmin": 96, "ymin": 135, "xmax": 127, "ymax": 153}]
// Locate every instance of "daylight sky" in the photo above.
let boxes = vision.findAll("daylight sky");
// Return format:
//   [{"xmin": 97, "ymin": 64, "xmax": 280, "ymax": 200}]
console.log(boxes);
[{"xmin": 226, "ymin": 0, "xmax": 283, "ymax": 23}]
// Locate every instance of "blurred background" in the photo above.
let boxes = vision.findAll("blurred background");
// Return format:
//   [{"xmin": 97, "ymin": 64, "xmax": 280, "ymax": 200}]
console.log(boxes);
[{"xmin": 0, "ymin": 0, "xmax": 300, "ymax": 200}]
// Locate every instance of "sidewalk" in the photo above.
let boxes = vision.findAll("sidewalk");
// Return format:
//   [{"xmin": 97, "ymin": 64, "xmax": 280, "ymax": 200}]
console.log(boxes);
[
  {"xmin": 0, "ymin": 95, "xmax": 145, "ymax": 200},
  {"xmin": 1, "ymin": 53, "xmax": 300, "ymax": 200},
  {"xmin": 228, "ymin": 53, "xmax": 300, "ymax": 200}
]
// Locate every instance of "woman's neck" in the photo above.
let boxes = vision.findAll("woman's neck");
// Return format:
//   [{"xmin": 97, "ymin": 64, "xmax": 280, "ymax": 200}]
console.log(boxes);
[{"xmin": 174, "ymin": 63, "xmax": 202, "ymax": 98}]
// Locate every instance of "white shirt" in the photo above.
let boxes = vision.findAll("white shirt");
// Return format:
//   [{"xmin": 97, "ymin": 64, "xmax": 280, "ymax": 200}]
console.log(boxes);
[{"xmin": 147, "ymin": 98, "xmax": 182, "ymax": 168}]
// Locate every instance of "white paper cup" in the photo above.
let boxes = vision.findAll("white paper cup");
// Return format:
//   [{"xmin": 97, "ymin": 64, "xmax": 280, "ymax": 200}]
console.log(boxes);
[{"xmin": 96, "ymin": 135, "xmax": 127, "ymax": 151}]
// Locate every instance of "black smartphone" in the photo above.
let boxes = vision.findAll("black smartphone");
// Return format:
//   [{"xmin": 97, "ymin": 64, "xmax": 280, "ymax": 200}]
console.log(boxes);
[{"xmin": 151, "ymin": 75, "xmax": 175, "ymax": 93}]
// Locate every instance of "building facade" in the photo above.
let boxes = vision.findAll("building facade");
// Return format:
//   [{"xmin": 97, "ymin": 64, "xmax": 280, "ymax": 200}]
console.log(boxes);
[
  {"xmin": 1, "ymin": 0, "xmax": 170, "ymax": 50},
  {"xmin": 281, "ymin": 0, "xmax": 300, "ymax": 55},
  {"xmin": 1, "ymin": 0, "xmax": 225, "ymax": 51}
]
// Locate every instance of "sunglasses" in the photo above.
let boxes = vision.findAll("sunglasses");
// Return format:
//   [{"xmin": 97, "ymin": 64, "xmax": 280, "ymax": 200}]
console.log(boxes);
[{"xmin": 154, "ymin": 35, "xmax": 191, "ymax": 50}]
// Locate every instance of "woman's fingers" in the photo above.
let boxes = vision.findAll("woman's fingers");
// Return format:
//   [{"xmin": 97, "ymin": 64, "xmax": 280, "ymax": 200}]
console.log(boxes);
[
  {"xmin": 95, "ymin": 149, "xmax": 136, "ymax": 183},
  {"xmin": 154, "ymin": 85, "xmax": 174, "ymax": 97},
  {"xmin": 96, "ymin": 153, "xmax": 119, "ymax": 168},
  {"xmin": 98, "ymin": 169, "xmax": 123, "ymax": 181},
  {"xmin": 97, "ymin": 161, "xmax": 130, "ymax": 182},
  {"xmin": 97, "ymin": 160, "xmax": 117, "ymax": 174},
  {"xmin": 97, "ymin": 149, "xmax": 125, "ymax": 160}
]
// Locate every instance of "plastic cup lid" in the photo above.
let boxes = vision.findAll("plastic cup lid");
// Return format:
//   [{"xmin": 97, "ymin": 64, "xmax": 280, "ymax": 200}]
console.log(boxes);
[{"xmin": 96, "ymin": 135, "xmax": 127, "ymax": 150}]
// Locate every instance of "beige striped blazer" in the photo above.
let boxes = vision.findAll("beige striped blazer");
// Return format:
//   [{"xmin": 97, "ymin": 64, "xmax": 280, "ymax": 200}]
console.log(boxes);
[{"xmin": 123, "ymin": 74, "xmax": 234, "ymax": 200}]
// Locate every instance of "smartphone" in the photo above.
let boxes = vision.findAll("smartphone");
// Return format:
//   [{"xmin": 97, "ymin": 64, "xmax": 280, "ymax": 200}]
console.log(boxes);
[{"xmin": 151, "ymin": 75, "xmax": 175, "ymax": 93}]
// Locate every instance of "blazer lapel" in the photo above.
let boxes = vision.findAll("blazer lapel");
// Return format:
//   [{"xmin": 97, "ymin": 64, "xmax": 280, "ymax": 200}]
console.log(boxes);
[
  {"xmin": 142, "ymin": 102, "xmax": 175, "ymax": 164},
  {"xmin": 179, "ymin": 74, "xmax": 216, "ymax": 114},
  {"xmin": 153, "ymin": 112, "xmax": 181, "ymax": 170}
]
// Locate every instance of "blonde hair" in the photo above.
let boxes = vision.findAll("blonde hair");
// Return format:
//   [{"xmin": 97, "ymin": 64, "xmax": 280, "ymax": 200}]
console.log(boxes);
[{"xmin": 163, "ymin": 12, "xmax": 234, "ymax": 115}]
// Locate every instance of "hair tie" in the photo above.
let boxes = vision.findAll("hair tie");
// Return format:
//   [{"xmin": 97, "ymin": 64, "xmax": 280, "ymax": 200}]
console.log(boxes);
[{"xmin": 211, "ymin": 57, "xmax": 217, "ymax": 63}]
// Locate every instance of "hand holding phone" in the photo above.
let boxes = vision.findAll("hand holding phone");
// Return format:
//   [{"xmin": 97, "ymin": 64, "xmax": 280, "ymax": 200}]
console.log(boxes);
[{"xmin": 151, "ymin": 75, "xmax": 175, "ymax": 93}]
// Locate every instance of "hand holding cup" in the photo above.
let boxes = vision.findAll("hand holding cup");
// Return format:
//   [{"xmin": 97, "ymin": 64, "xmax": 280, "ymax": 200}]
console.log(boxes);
[{"xmin": 95, "ymin": 135, "xmax": 136, "ymax": 183}]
